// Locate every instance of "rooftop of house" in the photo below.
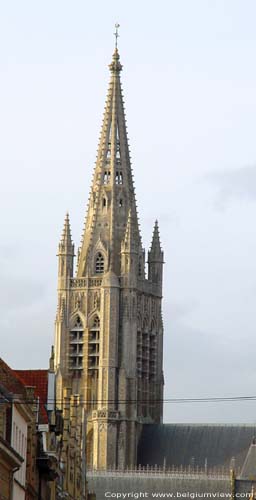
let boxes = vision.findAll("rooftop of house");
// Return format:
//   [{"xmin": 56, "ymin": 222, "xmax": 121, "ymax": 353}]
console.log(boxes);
[
  {"xmin": 15, "ymin": 369, "xmax": 48, "ymax": 423},
  {"xmin": 0, "ymin": 358, "xmax": 28, "ymax": 399}
]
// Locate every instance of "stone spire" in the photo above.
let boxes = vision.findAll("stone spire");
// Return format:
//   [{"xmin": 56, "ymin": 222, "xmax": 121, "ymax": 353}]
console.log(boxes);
[
  {"xmin": 58, "ymin": 212, "xmax": 74, "ymax": 256},
  {"xmin": 148, "ymin": 220, "xmax": 164, "ymax": 288},
  {"xmin": 121, "ymin": 209, "xmax": 139, "ymax": 281},
  {"xmin": 122, "ymin": 209, "xmax": 138, "ymax": 254},
  {"xmin": 149, "ymin": 221, "xmax": 163, "ymax": 260},
  {"xmin": 57, "ymin": 212, "xmax": 75, "ymax": 283},
  {"xmin": 77, "ymin": 48, "xmax": 140, "ymax": 277}
]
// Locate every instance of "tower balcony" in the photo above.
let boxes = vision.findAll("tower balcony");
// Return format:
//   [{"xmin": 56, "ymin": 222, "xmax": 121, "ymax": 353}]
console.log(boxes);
[
  {"xmin": 69, "ymin": 277, "xmax": 103, "ymax": 289},
  {"xmin": 91, "ymin": 409, "xmax": 120, "ymax": 421}
]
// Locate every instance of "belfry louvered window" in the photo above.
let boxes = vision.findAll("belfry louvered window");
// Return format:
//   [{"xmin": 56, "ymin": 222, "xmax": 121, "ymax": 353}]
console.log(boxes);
[
  {"xmin": 95, "ymin": 253, "xmax": 104, "ymax": 274},
  {"xmin": 69, "ymin": 316, "xmax": 84, "ymax": 371},
  {"xmin": 88, "ymin": 316, "xmax": 100, "ymax": 371}
]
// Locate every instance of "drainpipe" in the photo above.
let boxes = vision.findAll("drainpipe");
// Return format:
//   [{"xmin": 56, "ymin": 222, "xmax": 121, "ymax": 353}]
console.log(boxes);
[{"xmin": 10, "ymin": 466, "xmax": 20, "ymax": 500}]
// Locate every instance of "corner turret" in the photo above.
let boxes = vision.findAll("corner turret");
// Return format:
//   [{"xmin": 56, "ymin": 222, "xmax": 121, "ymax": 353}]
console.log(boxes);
[
  {"xmin": 57, "ymin": 212, "xmax": 75, "ymax": 287},
  {"xmin": 148, "ymin": 220, "xmax": 164, "ymax": 292}
]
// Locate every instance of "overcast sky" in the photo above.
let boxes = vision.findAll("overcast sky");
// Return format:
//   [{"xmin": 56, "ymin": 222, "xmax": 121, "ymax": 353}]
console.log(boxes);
[{"xmin": 1, "ymin": 0, "xmax": 256, "ymax": 423}]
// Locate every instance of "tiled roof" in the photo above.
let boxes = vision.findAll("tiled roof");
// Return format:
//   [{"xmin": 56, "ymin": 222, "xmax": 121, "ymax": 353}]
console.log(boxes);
[
  {"xmin": 15, "ymin": 370, "xmax": 48, "ymax": 424},
  {"xmin": 0, "ymin": 358, "xmax": 27, "ymax": 398}
]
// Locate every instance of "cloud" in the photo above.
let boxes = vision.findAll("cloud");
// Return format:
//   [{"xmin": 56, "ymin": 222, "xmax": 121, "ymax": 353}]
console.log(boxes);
[{"xmin": 207, "ymin": 164, "xmax": 256, "ymax": 209}]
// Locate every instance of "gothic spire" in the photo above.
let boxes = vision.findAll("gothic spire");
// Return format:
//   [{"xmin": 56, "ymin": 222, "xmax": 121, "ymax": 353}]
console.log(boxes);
[
  {"xmin": 58, "ymin": 212, "xmax": 74, "ymax": 256},
  {"xmin": 77, "ymin": 48, "xmax": 140, "ymax": 277},
  {"xmin": 122, "ymin": 209, "xmax": 138, "ymax": 254},
  {"xmin": 149, "ymin": 221, "xmax": 164, "ymax": 260}
]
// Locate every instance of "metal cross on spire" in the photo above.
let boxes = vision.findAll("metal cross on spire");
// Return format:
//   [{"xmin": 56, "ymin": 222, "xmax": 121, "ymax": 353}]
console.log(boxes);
[{"xmin": 114, "ymin": 23, "xmax": 120, "ymax": 49}]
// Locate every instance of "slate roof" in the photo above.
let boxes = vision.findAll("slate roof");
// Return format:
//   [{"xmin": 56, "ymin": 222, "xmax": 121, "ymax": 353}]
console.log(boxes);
[
  {"xmin": 87, "ymin": 472, "xmax": 231, "ymax": 500},
  {"xmin": 137, "ymin": 423, "xmax": 256, "ymax": 469},
  {"xmin": 88, "ymin": 424, "xmax": 256, "ymax": 499},
  {"xmin": 240, "ymin": 441, "xmax": 256, "ymax": 480}
]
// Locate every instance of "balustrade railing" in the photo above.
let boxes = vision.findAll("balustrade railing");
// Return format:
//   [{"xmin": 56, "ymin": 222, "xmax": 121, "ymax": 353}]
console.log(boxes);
[
  {"xmin": 87, "ymin": 464, "xmax": 237, "ymax": 478},
  {"xmin": 70, "ymin": 277, "xmax": 102, "ymax": 288}
]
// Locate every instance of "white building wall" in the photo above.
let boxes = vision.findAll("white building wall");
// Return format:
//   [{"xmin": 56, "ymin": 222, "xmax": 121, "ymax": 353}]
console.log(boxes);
[{"xmin": 11, "ymin": 404, "xmax": 28, "ymax": 500}]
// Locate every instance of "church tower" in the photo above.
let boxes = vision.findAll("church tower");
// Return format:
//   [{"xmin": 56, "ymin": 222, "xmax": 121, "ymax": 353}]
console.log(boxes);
[{"xmin": 54, "ymin": 46, "xmax": 164, "ymax": 470}]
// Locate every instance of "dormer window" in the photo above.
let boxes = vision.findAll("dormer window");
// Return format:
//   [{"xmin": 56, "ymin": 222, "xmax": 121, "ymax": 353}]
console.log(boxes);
[{"xmin": 95, "ymin": 253, "xmax": 104, "ymax": 274}]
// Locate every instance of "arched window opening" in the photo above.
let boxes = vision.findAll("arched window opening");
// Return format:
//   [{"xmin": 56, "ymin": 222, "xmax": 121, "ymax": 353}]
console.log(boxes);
[
  {"xmin": 116, "ymin": 138, "xmax": 121, "ymax": 160},
  {"xmin": 103, "ymin": 171, "xmax": 111, "ymax": 184},
  {"xmin": 95, "ymin": 253, "xmax": 104, "ymax": 274},
  {"xmin": 102, "ymin": 197, "xmax": 107, "ymax": 208},
  {"xmin": 119, "ymin": 199, "xmax": 123, "ymax": 208},
  {"xmin": 107, "ymin": 141, "xmax": 111, "ymax": 159},
  {"xmin": 115, "ymin": 171, "xmax": 123, "ymax": 185},
  {"xmin": 88, "ymin": 316, "xmax": 100, "ymax": 373},
  {"xmin": 69, "ymin": 315, "xmax": 84, "ymax": 371}
]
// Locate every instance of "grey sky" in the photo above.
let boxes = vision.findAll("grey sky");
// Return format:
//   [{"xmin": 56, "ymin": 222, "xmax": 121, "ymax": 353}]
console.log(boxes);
[{"xmin": 1, "ymin": 0, "xmax": 256, "ymax": 423}]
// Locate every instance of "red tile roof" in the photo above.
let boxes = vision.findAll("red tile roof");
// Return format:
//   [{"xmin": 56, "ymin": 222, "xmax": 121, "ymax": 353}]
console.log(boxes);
[
  {"xmin": 15, "ymin": 370, "xmax": 48, "ymax": 424},
  {"xmin": 0, "ymin": 358, "xmax": 27, "ymax": 398}
]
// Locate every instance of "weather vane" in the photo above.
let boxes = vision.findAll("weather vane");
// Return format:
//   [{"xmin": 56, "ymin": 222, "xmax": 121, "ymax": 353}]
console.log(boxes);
[{"xmin": 114, "ymin": 23, "xmax": 120, "ymax": 49}]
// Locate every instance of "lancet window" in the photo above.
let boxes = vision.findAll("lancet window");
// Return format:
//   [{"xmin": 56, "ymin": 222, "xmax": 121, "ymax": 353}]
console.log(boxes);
[
  {"xmin": 95, "ymin": 253, "xmax": 104, "ymax": 274},
  {"xmin": 88, "ymin": 316, "xmax": 100, "ymax": 371},
  {"xmin": 103, "ymin": 171, "xmax": 111, "ymax": 184},
  {"xmin": 115, "ymin": 171, "xmax": 123, "ymax": 184}
]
